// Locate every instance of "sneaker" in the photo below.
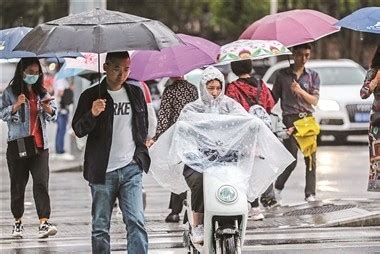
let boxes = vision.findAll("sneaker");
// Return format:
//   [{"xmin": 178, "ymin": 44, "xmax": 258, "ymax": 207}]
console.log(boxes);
[
  {"xmin": 165, "ymin": 213, "xmax": 180, "ymax": 223},
  {"xmin": 191, "ymin": 225, "xmax": 204, "ymax": 244},
  {"xmin": 56, "ymin": 153, "xmax": 75, "ymax": 161},
  {"xmin": 249, "ymin": 207, "xmax": 264, "ymax": 221},
  {"xmin": 305, "ymin": 195, "xmax": 316, "ymax": 202},
  {"xmin": 38, "ymin": 221, "xmax": 57, "ymax": 239},
  {"xmin": 12, "ymin": 221, "xmax": 23, "ymax": 238},
  {"xmin": 261, "ymin": 197, "xmax": 279, "ymax": 209}
]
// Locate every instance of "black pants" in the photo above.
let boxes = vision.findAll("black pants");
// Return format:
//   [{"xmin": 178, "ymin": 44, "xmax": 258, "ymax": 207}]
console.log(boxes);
[
  {"xmin": 6, "ymin": 147, "xmax": 51, "ymax": 219},
  {"xmin": 275, "ymin": 115, "xmax": 317, "ymax": 198},
  {"xmin": 184, "ymin": 170, "xmax": 204, "ymax": 213},
  {"xmin": 250, "ymin": 183, "xmax": 275, "ymax": 208},
  {"xmin": 168, "ymin": 192, "xmax": 187, "ymax": 214}
]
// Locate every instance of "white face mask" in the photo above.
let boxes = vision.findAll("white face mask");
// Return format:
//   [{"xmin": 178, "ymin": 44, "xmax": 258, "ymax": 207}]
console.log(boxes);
[{"xmin": 23, "ymin": 73, "xmax": 39, "ymax": 85}]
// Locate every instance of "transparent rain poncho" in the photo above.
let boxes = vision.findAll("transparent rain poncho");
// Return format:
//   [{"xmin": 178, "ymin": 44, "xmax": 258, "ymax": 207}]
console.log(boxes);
[{"xmin": 149, "ymin": 66, "xmax": 295, "ymax": 201}]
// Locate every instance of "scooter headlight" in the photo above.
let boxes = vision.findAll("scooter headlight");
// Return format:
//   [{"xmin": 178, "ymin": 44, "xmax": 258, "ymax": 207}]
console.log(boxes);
[{"xmin": 217, "ymin": 185, "xmax": 238, "ymax": 204}]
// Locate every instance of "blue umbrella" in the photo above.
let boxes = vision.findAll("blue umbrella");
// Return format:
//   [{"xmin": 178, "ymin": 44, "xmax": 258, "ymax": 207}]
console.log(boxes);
[
  {"xmin": 336, "ymin": 7, "xmax": 380, "ymax": 34},
  {"xmin": 0, "ymin": 26, "xmax": 81, "ymax": 59}
]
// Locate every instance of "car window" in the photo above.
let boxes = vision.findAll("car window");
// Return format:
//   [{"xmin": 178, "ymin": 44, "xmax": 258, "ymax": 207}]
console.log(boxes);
[{"xmin": 312, "ymin": 67, "xmax": 365, "ymax": 85}]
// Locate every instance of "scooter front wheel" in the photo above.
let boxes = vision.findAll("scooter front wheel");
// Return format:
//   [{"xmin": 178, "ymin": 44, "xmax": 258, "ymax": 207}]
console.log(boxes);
[{"xmin": 222, "ymin": 235, "xmax": 237, "ymax": 254}]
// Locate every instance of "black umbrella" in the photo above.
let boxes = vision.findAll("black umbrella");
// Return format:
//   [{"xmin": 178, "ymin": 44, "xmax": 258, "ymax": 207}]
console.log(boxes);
[
  {"xmin": 14, "ymin": 9, "xmax": 182, "ymax": 54},
  {"xmin": 14, "ymin": 9, "xmax": 183, "ymax": 95}
]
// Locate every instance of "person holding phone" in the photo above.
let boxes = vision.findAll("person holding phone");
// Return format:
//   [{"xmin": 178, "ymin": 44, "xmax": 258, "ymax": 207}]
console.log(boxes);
[
  {"xmin": 0, "ymin": 57, "xmax": 58, "ymax": 239},
  {"xmin": 271, "ymin": 43, "xmax": 320, "ymax": 203}
]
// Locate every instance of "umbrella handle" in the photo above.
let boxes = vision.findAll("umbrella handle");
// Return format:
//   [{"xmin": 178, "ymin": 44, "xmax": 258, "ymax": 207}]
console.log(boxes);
[
  {"xmin": 20, "ymin": 104, "xmax": 25, "ymax": 123},
  {"xmin": 98, "ymin": 52, "xmax": 101, "ymax": 98}
]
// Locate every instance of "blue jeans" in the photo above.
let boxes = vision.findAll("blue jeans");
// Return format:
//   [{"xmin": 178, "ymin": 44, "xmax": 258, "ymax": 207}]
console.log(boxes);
[
  {"xmin": 90, "ymin": 163, "xmax": 148, "ymax": 254},
  {"xmin": 55, "ymin": 111, "xmax": 68, "ymax": 154}
]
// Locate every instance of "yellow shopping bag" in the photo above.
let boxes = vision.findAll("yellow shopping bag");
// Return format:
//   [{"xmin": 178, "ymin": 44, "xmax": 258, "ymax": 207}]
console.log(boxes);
[{"xmin": 293, "ymin": 116, "xmax": 320, "ymax": 169}]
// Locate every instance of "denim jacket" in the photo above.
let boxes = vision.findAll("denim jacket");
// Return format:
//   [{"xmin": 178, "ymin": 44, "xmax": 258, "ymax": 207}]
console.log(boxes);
[{"xmin": 0, "ymin": 86, "xmax": 57, "ymax": 149}]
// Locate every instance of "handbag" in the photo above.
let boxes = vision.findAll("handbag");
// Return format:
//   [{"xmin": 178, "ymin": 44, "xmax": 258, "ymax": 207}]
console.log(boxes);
[
  {"xmin": 370, "ymin": 112, "xmax": 380, "ymax": 127},
  {"xmin": 7, "ymin": 101, "xmax": 39, "ymax": 159},
  {"xmin": 8, "ymin": 135, "xmax": 38, "ymax": 159}
]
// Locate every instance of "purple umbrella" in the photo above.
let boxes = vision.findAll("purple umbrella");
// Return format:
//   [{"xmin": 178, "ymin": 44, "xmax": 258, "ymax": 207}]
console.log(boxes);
[
  {"xmin": 239, "ymin": 9, "xmax": 340, "ymax": 47},
  {"xmin": 129, "ymin": 34, "xmax": 220, "ymax": 81}
]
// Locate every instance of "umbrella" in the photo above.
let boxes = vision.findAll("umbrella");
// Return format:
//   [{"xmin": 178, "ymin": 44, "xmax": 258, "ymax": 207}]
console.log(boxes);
[
  {"xmin": 0, "ymin": 26, "xmax": 80, "ymax": 59},
  {"xmin": 129, "ymin": 33, "xmax": 220, "ymax": 81},
  {"xmin": 217, "ymin": 39, "xmax": 291, "ymax": 65},
  {"xmin": 14, "ymin": 9, "xmax": 182, "ymax": 95},
  {"xmin": 336, "ymin": 7, "xmax": 380, "ymax": 34},
  {"xmin": 14, "ymin": 9, "xmax": 182, "ymax": 55},
  {"xmin": 239, "ymin": 9, "xmax": 340, "ymax": 47},
  {"xmin": 55, "ymin": 53, "xmax": 106, "ymax": 80}
]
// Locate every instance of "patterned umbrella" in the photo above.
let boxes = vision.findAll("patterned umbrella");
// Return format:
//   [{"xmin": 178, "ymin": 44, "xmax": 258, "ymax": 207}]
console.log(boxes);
[{"xmin": 217, "ymin": 39, "xmax": 291, "ymax": 64}]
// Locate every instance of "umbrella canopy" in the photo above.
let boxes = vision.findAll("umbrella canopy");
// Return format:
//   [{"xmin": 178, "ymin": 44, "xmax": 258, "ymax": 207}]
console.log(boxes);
[
  {"xmin": 55, "ymin": 53, "xmax": 106, "ymax": 80},
  {"xmin": 217, "ymin": 39, "xmax": 291, "ymax": 65},
  {"xmin": 239, "ymin": 9, "xmax": 340, "ymax": 47},
  {"xmin": 0, "ymin": 26, "xmax": 80, "ymax": 59},
  {"xmin": 336, "ymin": 7, "xmax": 380, "ymax": 34},
  {"xmin": 14, "ymin": 9, "xmax": 183, "ymax": 54},
  {"xmin": 129, "ymin": 33, "xmax": 220, "ymax": 81}
]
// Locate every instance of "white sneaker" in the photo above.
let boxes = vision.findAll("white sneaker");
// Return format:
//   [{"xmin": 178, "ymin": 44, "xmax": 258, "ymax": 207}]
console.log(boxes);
[
  {"xmin": 274, "ymin": 189, "xmax": 282, "ymax": 202},
  {"xmin": 305, "ymin": 195, "xmax": 316, "ymax": 202},
  {"xmin": 191, "ymin": 225, "xmax": 204, "ymax": 244},
  {"xmin": 12, "ymin": 221, "xmax": 23, "ymax": 238},
  {"xmin": 38, "ymin": 221, "xmax": 57, "ymax": 239},
  {"xmin": 59, "ymin": 153, "xmax": 75, "ymax": 161},
  {"xmin": 249, "ymin": 207, "xmax": 264, "ymax": 221}
]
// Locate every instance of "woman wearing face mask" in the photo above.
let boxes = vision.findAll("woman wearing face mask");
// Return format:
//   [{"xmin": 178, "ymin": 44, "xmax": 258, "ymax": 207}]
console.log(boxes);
[{"xmin": 0, "ymin": 57, "xmax": 58, "ymax": 239}]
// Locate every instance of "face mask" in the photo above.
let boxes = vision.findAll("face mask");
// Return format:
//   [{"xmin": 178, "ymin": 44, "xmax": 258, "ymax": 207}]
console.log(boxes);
[{"xmin": 23, "ymin": 73, "xmax": 39, "ymax": 85}]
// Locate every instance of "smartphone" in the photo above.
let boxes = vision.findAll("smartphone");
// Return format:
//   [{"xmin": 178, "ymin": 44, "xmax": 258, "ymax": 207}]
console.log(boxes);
[{"xmin": 41, "ymin": 97, "xmax": 55, "ymax": 103}]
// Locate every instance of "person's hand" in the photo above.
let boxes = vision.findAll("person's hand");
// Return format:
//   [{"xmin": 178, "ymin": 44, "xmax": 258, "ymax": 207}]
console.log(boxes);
[
  {"xmin": 91, "ymin": 99, "xmax": 106, "ymax": 117},
  {"xmin": 146, "ymin": 139, "xmax": 155, "ymax": 148},
  {"xmin": 369, "ymin": 70, "xmax": 380, "ymax": 92},
  {"xmin": 287, "ymin": 126, "xmax": 295, "ymax": 135},
  {"xmin": 374, "ymin": 69, "xmax": 380, "ymax": 82},
  {"xmin": 40, "ymin": 100, "xmax": 53, "ymax": 114},
  {"xmin": 291, "ymin": 80, "xmax": 303, "ymax": 96},
  {"xmin": 12, "ymin": 94, "xmax": 26, "ymax": 112}
]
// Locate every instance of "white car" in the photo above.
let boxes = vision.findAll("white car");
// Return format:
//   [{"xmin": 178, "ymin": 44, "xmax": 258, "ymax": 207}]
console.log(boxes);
[{"xmin": 262, "ymin": 59, "xmax": 372, "ymax": 142}]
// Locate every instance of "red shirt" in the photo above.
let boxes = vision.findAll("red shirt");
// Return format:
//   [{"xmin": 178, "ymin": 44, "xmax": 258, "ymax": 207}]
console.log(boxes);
[
  {"xmin": 27, "ymin": 90, "xmax": 44, "ymax": 148},
  {"xmin": 226, "ymin": 78, "xmax": 275, "ymax": 113}
]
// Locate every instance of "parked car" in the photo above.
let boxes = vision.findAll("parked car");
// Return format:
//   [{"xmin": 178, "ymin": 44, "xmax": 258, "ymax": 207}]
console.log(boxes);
[{"xmin": 262, "ymin": 59, "xmax": 371, "ymax": 142}]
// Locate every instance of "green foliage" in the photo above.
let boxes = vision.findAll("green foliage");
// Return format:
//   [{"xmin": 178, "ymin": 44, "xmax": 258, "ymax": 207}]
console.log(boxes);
[
  {"xmin": 209, "ymin": 0, "xmax": 269, "ymax": 42},
  {"xmin": 0, "ymin": 0, "xmax": 69, "ymax": 28}
]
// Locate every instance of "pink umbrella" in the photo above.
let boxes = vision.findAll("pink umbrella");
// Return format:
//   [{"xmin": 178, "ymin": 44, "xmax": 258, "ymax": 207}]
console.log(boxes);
[
  {"xmin": 239, "ymin": 9, "xmax": 340, "ymax": 47},
  {"xmin": 129, "ymin": 34, "xmax": 220, "ymax": 81}
]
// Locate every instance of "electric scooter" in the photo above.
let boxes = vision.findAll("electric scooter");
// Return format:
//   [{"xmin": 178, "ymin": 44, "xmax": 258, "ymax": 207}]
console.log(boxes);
[{"xmin": 183, "ymin": 164, "xmax": 248, "ymax": 254}]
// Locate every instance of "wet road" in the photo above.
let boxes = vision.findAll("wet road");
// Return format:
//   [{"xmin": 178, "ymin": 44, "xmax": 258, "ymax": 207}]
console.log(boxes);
[{"xmin": 0, "ymin": 121, "xmax": 379, "ymax": 253}]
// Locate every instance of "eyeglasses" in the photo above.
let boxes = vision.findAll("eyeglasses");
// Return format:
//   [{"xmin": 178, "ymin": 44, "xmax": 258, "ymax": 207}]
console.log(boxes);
[{"xmin": 106, "ymin": 63, "xmax": 130, "ymax": 74}]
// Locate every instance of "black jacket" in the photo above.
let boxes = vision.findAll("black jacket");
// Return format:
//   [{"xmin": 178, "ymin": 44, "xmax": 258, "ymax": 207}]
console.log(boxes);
[{"xmin": 72, "ymin": 79, "xmax": 150, "ymax": 184}]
